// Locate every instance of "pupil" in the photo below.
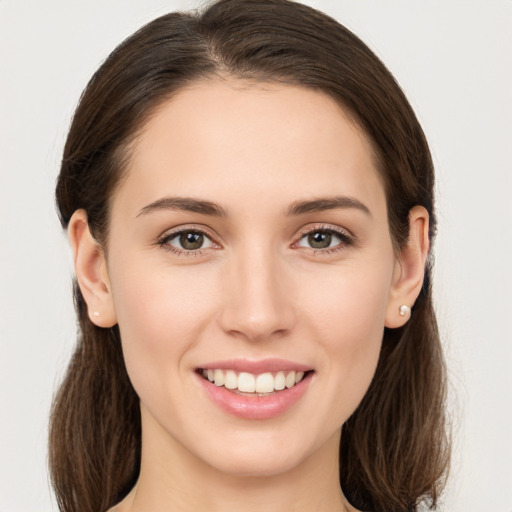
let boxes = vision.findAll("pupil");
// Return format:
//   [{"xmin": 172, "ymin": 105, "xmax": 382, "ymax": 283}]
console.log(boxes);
[
  {"xmin": 180, "ymin": 232, "xmax": 203, "ymax": 250},
  {"xmin": 308, "ymin": 231, "xmax": 331, "ymax": 249}
]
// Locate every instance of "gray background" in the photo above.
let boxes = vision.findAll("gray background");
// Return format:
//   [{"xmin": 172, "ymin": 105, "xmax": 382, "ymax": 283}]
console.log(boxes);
[{"xmin": 1, "ymin": 0, "xmax": 511, "ymax": 510}]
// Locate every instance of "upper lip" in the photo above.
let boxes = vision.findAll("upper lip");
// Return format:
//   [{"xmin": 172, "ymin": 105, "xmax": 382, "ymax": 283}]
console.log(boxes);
[{"xmin": 197, "ymin": 358, "xmax": 313, "ymax": 374}]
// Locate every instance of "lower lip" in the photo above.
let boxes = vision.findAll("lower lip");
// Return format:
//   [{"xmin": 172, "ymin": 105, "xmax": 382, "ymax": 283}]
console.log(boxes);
[{"xmin": 197, "ymin": 372, "xmax": 313, "ymax": 420}]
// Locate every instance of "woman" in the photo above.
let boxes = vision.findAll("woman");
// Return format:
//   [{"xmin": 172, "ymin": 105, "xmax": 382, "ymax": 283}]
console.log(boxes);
[{"xmin": 49, "ymin": 0, "xmax": 450, "ymax": 511}]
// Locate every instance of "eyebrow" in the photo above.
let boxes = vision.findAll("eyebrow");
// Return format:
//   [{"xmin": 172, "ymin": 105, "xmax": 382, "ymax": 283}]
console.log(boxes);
[
  {"xmin": 136, "ymin": 195, "xmax": 371, "ymax": 219},
  {"xmin": 137, "ymin": 197, "xmax": 227, "ymax": 218},
  {"xmin": 286, "ymin": 196, "xmax": 371, "ymax": 217}
]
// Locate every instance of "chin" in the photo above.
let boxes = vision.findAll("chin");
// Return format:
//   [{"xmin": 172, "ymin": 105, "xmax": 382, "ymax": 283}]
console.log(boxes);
[
  {"xmin": 206, "ymin": 448, "xmax": 310, "ymax": 479},
  {"xmin": 187, "ymin": 424, "xmax": 337, "ymax": 480}
]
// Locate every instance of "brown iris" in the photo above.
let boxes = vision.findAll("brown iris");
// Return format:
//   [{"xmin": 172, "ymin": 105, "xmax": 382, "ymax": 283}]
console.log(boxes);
[
  {"xmin": 179, "ymin": 231, "xmax": 204, "ymax": 250},
  {"xmin": 308, "ymin": 231, "xmax": 332, "ymax": 249}
]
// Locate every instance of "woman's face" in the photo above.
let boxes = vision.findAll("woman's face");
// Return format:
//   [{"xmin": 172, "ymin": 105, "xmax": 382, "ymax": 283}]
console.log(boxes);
[{"xmin": 103, "ymin": 80, "xmax": 398, "ymax": 477}]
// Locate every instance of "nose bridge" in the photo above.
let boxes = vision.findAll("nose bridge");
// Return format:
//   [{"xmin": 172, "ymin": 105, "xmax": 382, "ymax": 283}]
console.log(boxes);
[{"xmin": 220, "ymin": 239, "xmax": 294, "ymax": 341}]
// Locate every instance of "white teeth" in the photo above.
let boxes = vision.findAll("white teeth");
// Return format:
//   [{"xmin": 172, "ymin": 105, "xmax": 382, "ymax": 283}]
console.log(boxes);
[
  {"xmin": 201, "ymin": 368, "xmax": 308, "ymax": 393},
  {"xmin": 274, "ymin": 371, "xmax": 286, "ymax": 391},
  {"xmin": 238, "ymin": 372, "xmax": 256, "ymax": 392},
  {"xmin": 285, "ymin": 371, "xmax": 296, "ymax": 389},
  {"xmin": 255, "ymin": 372, "xmax": 274, "ymax": 393},
  {"xmin": 224, "ymin": 370, "xmax": 238, "ymax": 390},
  {"xmin": 214, "ymin": 369, "xmax": 225, "ymax": 387}
]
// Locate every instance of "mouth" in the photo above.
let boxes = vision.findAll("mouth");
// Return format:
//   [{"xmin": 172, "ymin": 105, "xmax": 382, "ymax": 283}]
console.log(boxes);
[
  {"xmin": 197, "ymin": 368, "xmax": 313, "ymax": 396},
  {"xmin": 195, "ymin": 360, "xmax": 314, "ymax": 420}
]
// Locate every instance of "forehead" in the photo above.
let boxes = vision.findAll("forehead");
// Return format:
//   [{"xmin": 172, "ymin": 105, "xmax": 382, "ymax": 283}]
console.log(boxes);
[{"xmin": 114, "ymin": 79, "xmax": 385, "ymax": 217}]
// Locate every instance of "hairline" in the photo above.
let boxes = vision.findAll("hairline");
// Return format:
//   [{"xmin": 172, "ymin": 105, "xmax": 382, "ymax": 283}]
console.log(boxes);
[{"xmin": 101, "ymin": 74, "xmax": 391, "ymax": 251}]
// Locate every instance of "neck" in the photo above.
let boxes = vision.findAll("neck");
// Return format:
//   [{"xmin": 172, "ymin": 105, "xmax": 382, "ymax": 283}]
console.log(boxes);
[{"xmin": 114, "ymin": 411, "xmax": 354, "ymax": 512}]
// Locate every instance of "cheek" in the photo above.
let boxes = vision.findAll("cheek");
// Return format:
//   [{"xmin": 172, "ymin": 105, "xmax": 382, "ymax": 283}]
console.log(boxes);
[
  {"xmin": 304, "ymin": 257, "xmax": 391, "ymax": 345},
  {"xmin": 109, "ymin": 262, "xmax": 219, "ymax": 400},
  {"xmin": 303, "ymin": 261, "xmax": 392, "ymax": 416}
]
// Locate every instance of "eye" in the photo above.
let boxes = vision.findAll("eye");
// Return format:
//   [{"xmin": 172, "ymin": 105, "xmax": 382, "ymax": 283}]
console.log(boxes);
[
  {"xmin": 161, "ymin": 229, "xmax": 214, "ymax": 252},
  {"xmin": 297, "ymin": 228, "xmax": 352, "ymax": 251}
]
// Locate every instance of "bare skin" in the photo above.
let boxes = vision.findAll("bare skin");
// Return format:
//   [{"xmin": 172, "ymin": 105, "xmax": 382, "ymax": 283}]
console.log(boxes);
[{"xmin": 70, "ymin": 79, "xmax": 429, "ymax": 512}]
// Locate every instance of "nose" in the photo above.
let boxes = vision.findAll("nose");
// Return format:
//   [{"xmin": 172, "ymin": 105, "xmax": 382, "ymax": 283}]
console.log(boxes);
[{"xmin": 218, "ymin": 245, "xmax": 296, "ymax": 343}]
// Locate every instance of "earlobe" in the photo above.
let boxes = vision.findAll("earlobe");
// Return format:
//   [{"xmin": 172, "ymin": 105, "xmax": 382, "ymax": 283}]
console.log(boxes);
[
  {"xmin": 385, "ymin": 206, "xmax": 430, "ymax": 329},
  {"xmin": 68, "ymin": 210, "xmax": 117, "ymax": 328}
]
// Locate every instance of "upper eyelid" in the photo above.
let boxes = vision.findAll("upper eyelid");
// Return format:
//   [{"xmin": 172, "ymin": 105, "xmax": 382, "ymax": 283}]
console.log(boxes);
[
  {"xmin": 295, "ymin": 223, "xmax": 354, "ymax": 240},
  {"xmin": 292, "ymin": 224, "xmax": 357, "ymax": 253},
  {"xmin": 156, "ymin": 222, "xmax": 355, "ymax": 249},
  {"xmin": 158, "ymin": 224, "xmax": 219, "ymax": 243}
]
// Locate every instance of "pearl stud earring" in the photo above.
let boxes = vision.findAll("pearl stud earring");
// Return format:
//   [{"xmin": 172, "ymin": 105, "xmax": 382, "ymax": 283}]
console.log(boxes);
[
  {"xmin": 399, "ymin": 305, "xmax": 410, "ymax": 317},
  {"xmin": 93, "ymin": 311, "xmax": 100, "ymax": 317}
]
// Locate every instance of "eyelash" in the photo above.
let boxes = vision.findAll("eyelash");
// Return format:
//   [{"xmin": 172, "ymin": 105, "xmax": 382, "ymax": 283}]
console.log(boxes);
[
  {"xmin": 157, "ymin": 224, "xmax": 354, "ymax": 257},
  {"xmin": 157, "ymin": 226, "xmax": 218, "ymax": 256},
  {"xmin": 294, "ymin": 224, "xmax": 355, "ymax": 255}
]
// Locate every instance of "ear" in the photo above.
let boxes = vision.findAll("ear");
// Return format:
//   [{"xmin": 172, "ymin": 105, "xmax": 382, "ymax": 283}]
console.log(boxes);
[
  {"xmin": 68, "ymin": 210, "xmax": 117, "ymax": 328},
  {"xmin": 385, "ymin": 206, "xmax": 430, "ymax": 328}
]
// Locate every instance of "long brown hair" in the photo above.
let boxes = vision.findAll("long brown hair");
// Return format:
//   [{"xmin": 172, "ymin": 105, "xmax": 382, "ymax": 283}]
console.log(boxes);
[{"xmin": 50, "ymin": 1, "xmax": 450, "ymax": 511}]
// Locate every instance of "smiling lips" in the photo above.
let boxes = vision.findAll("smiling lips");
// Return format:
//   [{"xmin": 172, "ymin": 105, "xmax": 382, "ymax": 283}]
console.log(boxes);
[
  {"xmin": 197, "ymin": 359, "xmax": 313, "ymax": 419},
  {"xmin": 201, "ymin": 368, "xmax": 306, "ymax": 394}
]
